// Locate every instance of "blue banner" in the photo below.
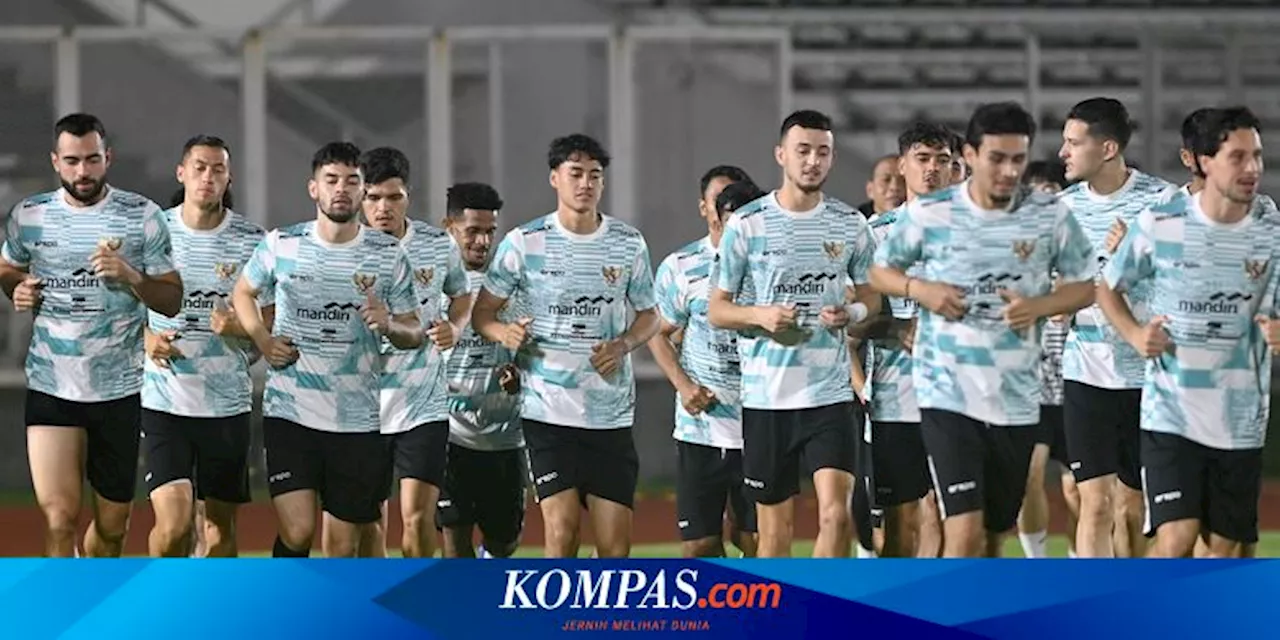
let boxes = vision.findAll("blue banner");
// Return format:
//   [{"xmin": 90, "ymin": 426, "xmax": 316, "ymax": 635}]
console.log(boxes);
[{"xmin": 0, "ymin": 559, "xmax": 1264, "ymax": 638}]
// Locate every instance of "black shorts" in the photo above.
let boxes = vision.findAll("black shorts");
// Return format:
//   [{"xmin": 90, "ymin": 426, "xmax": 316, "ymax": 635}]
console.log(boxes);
[
  {"xmin": 141, "ymin": 409, "xmax": 251, "ymax": 503},
  {"xmin": 742, "ymin": 402, "xmax": 859, "ymax": 506},
  {"xmin": 25, "ymin": 390, "xmax": 141, "ymax": 504},
  {"xmin": 523, "ymin": 420, "xmax": 639, "ymax": 509},
  {"xmin": 871, "ymin": 422, "xmax": 931, "ymax": 507},
  {"xmin": 1035, "ymin": 404, "xmax": 1069, "ymax": 466},
  {"xmin": 675, "ymin": 441, "xmax": 757, "ymax": 541},
  {"xmin": 1140, "ymin": 431, "xmax": 1263, "ymax": 544},
  {"xmin": 436, "ymin": 443, "xmax": 526, "ymax": 546},
  {"xmin": 263, "ymin": 418, "xmax": 391, "ymax": 525},
  {"xmin": 388, "ymin": 421, "xmax": 449, "ymax": 491},
  {"xmin": 1064, "ymin": 381, "xmax": 1142, "ymax": 489},
  {"xmin": 920, "ymin": 409, "xmax": 1039, "ymax": 534}
]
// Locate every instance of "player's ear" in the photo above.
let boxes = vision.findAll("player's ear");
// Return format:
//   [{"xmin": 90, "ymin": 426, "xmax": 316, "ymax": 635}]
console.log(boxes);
[
  {"xmin": 307, "ymin": 177, "xmax": 319, "ymax": 201},
  {"xmin": 774, "ymin": 144, "xmax": 784, "ymax": 167},
  {"xmin": 548, "ymin": 169, "xmax": 558, "ymax": 190},
  {"xmin": 176, "ymin": 163, "xmax": 185, "ymax": 185},
  {"xmin": 103, "ymin": 148, "xmax": 113, "ymax": 168},
  {"xmin": 49, "ymin": 151, "xmax": 58, "ymax": 171}
]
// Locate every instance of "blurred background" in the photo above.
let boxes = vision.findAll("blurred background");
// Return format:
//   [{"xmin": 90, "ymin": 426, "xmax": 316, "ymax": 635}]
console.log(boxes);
[{"xmin": 1, "ymin": 0, "xmax": 1279, "ymax": 536}]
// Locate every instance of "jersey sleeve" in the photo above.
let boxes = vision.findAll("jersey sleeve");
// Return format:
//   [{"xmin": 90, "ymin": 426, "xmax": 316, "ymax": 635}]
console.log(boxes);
[
  {"xmin": 241, "ymin": 229, "xmax": 274, "ymax": 308},
  {"xmin": 1052, "ymin": 205, "xmax": 1097, "ymax": 284},
  {"xmin": 627, "ymin": 236, "xmax": 657, "ymax": 312},
  {"xmin": 848, "ymin": 221, "xmax": 875, "ymax": 286},
  {"xmin": 1102, "ymin": 209, "xmax": 1157, "ymax": 293},
  {"xmin": 242, "ymin": 232, "xmax": 277, "ymax": 294},
  {"xmin": 387, "ymin": 248, "xmax": 417, "ymax": 316},
  {"xmin": 443, "ymin": 241, "xmax": 469, "ymax": 298},
  {"xmin": 482, "ymin": 229, "xmax": 525, "ymax": 300},
  {"xmin": 142, "ymin": 203, "xmax": 177, "ymax": 276},
  {"xmin": 1, "ymin": 203, "xmax": 30, "ymax": 268},
  {"xmin": 873, "ymin": 204, "xmax": 924, "ymax": 270},
  {"xmin": 654, "ymin": 254, "xmax": 686, "ymax": 328},
  {"xmin": 714, "ymin": 215, "xmax": 749, "ymax": 295}
]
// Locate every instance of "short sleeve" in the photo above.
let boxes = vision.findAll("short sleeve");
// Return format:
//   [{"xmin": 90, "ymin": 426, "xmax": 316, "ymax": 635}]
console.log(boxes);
[
  {"xmin": 142, "ymin": 204, "xmax": 177, "ymax": 276},
  {"xmin": 847, "ymin": 221, "xmax": 875, "ymax": 286},
  {"xmin": 1103, "ymin": 209, "xmax": 1157, "ymax": 292},
  {"xmin": 387, "ymin": 248, "xmax": 417, "ymax": 315},
  {"xmin": 654, "ymin": 255, "xmax": 687, "ymax": 328},
  {"xmin": 1052, "ymin": 206, "xmax": 1097, "ymax": 284},
  {"xmin": 482, "ymin": 229, "xmax": 525, "ymax": 300},
  {"xmin": 242, "ymin": 233, "xmax": 277, "ymax": 294},
  {"xmin": 443, "ymin": 241, "xmax": 468, "ymax": 298},
  {"xmin": 714, "ymin": 215, "xmax": 749, "ymax": 295},
  {"xmin": 1, "ymin": 203, "xmax": 30, "ymax": 268},
  {"xmin": 873, "ymin": 204, "xmax": 924, "ymax": 270},
  {"xmin": 626, "ymin": 236, "xmax": 657, "ymax": 312}
]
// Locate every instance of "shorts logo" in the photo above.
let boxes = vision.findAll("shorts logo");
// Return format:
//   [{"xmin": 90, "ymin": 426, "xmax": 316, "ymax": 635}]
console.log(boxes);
[
  {"xmin": 822, "ymin": 241, "xmax": 845, "ymax": 261},
  {"xmin": 602, "ymin": 266, "xmax": 622, "ymax": 286},
  {"xmin": 214, "ymin": 262, "xmax": 239, "ymax": 280},
  {"xmin": 1012, "ymin": 239, "xmax": 1037, "ymax": 261},
  {"xmin": 1245, "ymin": 258, "xmax": 1269, "ymax": 281},
  {"xmin": 268, "ymin": 471, "xmax": 292, "ymax": 484},
  {"xmin": 535, "ymin": 471, "xmax": 559, "ymax": 485},
  {"xmin": 946, "ymin": 480, "xmax": 976, "ymax": 495},
  {"xmin": 97, "ymin": 236, "xmax": 123, "ymax": 252},
  {"xmin": 414, "ymin": 267, "xmax": 435, "ymax": 287},
  {"xmin": 1153, "ymin": 490, "xmax": 1182, "ymax": 504},
  {"xmin": 352, "ymin": 272, "xmax": 378, "ymax": 294},
  {"xmin": 743, "ymin": 477, "xmax": 765, "ymax": 489}
]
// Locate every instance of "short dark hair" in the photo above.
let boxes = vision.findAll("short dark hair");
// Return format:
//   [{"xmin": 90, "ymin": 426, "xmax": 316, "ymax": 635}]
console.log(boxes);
[
  {"xmin": 54, "ymin": 113, "xmax": 108, "ymax": 147},
  {"xmin": 360, "ymin": 147, "xmax": 410, "ymax": 186},
  {"xmin": 699, "ymin": 165, "xmax": 752, "ymax": 196},
  {"xmin": 311, "ymin": 141, "xmax": 361, "ymax": 174},
  {"xmin": 548, "ymin": 134, "xmax": 610, "ymax": 170},
  {"xmin": 1188, "ymin": 106, "xmax": 1262, "ymax": 160},
  {"xmin": 1023, "ymin": 160, "xmax": 1067, "ymax": 188},
  {"xmin": 446, "ymin": 182, "xmax": 504, "ymax": 217},
  {"xmin": 180, "ymin": 134, "xmax": 230, "ymax": 161},
  {"xmin": 715, "ymin": 180, "xmax": 766, "ymax": 215},
  {"xmin": 1066, "ymin": 97, "xmax": 1134, "ymax": 151},
  {"xmin": 1181, "ymin": 107, "xmax": 1215, "ymax": 151},
  {"xmin": 948, "ymin": 131, "xmax": 965, "ymax": 154},
  {"xmin": 965, "ymin": 102, "xmax": 1037, "ymax": 150},
  {"xmin": 898, "ymin": 121, "xmax": 955, "ymax": 155},
  {"xmin": 779, "ymin": 109, "xmax": 833, "ymax": 139}
]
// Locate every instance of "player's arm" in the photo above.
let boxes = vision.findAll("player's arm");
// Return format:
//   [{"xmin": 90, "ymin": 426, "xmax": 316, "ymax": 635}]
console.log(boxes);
[
  {"xmin": 707, "ymin": 219, "xmax": 790, "ymax": 332},
  {"xmin": 472, "ymin": 287, "xmax": 513, "ymax": 345},
  {"xmin": 848, "ymin": 338, "xmax": 868, "ymax": 403},
  {"xmin": 868, "ymin": 206, "xmax": 967, "ymax": 319},
  {"xmin": 844, "ymin": 224, "xmax": 883, "ymax": 334},
  {"xmin": 1030, "ymin": 206, "xmax": 1100, "ymax": 318},
  {"xmin": 619, "ymin": 240, "xmax": 661, "ymax": 350},
  {"xmin": 380, "ymin": 250, "xmax": 425, "ymax": 350},
  {"xmin": 473, "ymin": 230, "xmax": 531, "ymax": 350},
  {"xmin": 646, "ymin": 258, "xmax": 698, "ymax": 395},
  {"xmin": 0, "ymin": 205, "xmax": 31, "ymax": 299},
  {"xmin": 127, "ymin": 206, "xmax": 184, "ymax": 317},
  {"xmin": 1097, "ymin": 209, "xmax": 1159, "ymax": 348},
  {"xmin": 433, "ymin": 246, "xmax": 473, "ymax": 349}
]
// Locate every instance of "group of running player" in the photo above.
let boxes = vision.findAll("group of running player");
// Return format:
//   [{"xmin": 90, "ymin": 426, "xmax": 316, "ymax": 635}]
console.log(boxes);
[{"xmin": 1, "ymin": 95, "xmax": 1276, "ymax": 560}]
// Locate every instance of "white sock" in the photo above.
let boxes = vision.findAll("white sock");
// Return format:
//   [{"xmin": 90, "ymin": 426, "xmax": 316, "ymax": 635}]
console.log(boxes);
[
  {"xmin": 1068, "ymin": 547, "xmax": 1077, "ymax": 559},
  {"xmin": 856, "ymin": 545, "xmax": 878, "ymax": 559},
  {"xmin": 478, "ymin": 545, "xmax": 494, "ymax": 559},
  {"xmin": 1019, "ymin": 531, "xmax": 1048, "ymax": 558}
]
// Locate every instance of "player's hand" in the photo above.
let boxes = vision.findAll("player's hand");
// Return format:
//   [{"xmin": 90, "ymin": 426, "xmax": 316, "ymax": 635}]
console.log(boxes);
[
  {"xmin": 590, "ymin": 338, "xmax": 628, "ymax": 377},
  {"xmin": 497, "ymin": 363, "xmax": 521, "ymax": 395},
  {"xmin": 1104, "ymin": 218, "xmax": 1127, "ymax": 254},
  {"xmin": 11, "ymin": 276, "xmax": 43, "ymax": 312},
  {"xmin": 755, "ymin": 305, "xmax": 797, "ymax": 334},
  {"xmin": 146, "ymin": 329, "xmax": 184, "ymax": 368},
  {"xmin": 90, "ymin": 245, "xmax": 142, "ymax": 287},
  {"xmin": 1255, "ymin": 315, "xmax": 1280, "ymax": 355},
  {"xmin": 260, "ymin": 335, "xmax": 300, "ymax": 369},
  {"xmin": 1128, "ymin": 315, "xmax": 1173, "ymax": 358},
  {"xmin": 819, "ymin": 305, "xmax": 850, "ymax": 329},
  {"xmin": 999, "ymin": 289, "xmax": 1042, "ymax": 331},
  {"xmin": 360, "ymin": 290, "xmax": 391, "ymax": 334},
  {"xmin": 899, "ymin": 318, "xmax": 917, "ymax": 351},
  {"xmin": 678, "ymin": 382, "xmax": 717, "ymax": 415},
  {"xmin": 500, "ymin": 317, "xmax": 533, "ymax": 351},
  {"xmin": 209, "ymin": 298, "xmax": 240, "ymax": 336},
  {"xmin": 426, "ymin": 319, "xmax": 458, "ymax": 350},
  {"xmin": 912, "ymin": 281, "xmax": 967, "ymax": 321}
]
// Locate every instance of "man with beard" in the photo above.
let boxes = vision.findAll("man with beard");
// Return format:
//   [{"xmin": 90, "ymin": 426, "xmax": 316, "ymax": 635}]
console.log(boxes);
[
  {"xmin": 870, "ymin": 102, "xmax": 1096, "ymax": 558},
  {"xmin": 142, "ymin": 135, "xmax": 271, "ymax": 558},
  {"xmin": 233, "ymin": 142, "xmax": 422, "ymax": 557},
  {"xmin": 0, "ymin": 113, "xmax": 183, "ymax": 557},
  {"xmin": 709, "ymin": 110, "xmax": 881, "ymax": 558}
]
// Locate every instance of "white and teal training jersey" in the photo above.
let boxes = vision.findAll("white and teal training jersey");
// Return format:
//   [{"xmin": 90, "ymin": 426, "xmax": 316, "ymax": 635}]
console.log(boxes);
[
  {"xmin": 446, "ymin": 269, "xmax": 523, "ymax": 451},
  {"xmin": 865, "ymin": 207, "xmax": 921, "ymax": 423},
  {"xmin": 656, "ymin": 237, "xmax": 743, "ymax": 449},
  {"xmin": 874, "ymin": 183, "xmax": 1096, "ymax": 427},
  {"xmin": 1061, "ymin": 170, "xmax": 1175, "ymax": 390},
  {"xmin": 1103, "ymin": 192, "xmax": 1280, "ymax": 450},
  {"xmin": 243, "ymin": 222, "xmax": 417, "ymax": 433},
  {"xmin": 379, "ymin": 220, "xmax": 468, "ymax": 434},
  {"xmin": 2, "ymin": 187, "xmax": 175, "ymax": 402},
  {"xmin": 483, "ymin": 213, "xmax": 657, "ymax": 430},
  {"xmin": 143, "ymin": 208, "xmax": 267, "ymax": 418},
  {"xmin": 714, "ymin": 192, "xmax": 875, "ymax": 411}
]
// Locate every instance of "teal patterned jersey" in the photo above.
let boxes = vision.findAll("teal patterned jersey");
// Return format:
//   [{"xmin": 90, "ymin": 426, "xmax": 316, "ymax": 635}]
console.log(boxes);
[
  {"xmin": 656, "ymin": 237, "xmax": 743, "ymax": 449},
  {"xmin": 2, "ymin": 187, "xmax": 175, "ymax": 402},
  {"xmin": 143, "ymin": 208, "xmax": 267, "ymax": 417},
  {"xmin": 865, "ymin": 207, "xmax": 920, "ymax": 423},
  {"xmin": 483, "ymin": 213, "xmax": 656, "ymax": 430},
  {"xmin": 1060, "ymin": 170, "xmax": 1175, "ymax": 389},
  {"xmin": 1104, "ymin": 192, "xmax": 1280, "ymax": 450},
  {"xmin": 379, "ymin": 220, "xmax": 468, "ymax": 434},
  {"xmin": 242, "ymin": 222, "xmax": 417, "ymax": 433},
  {"xmin": 874, "ymin": 183, "xmax": 1096, "ymax": 426},
  {"xmin": 445, "ymin": 269, "xmax": 523, "ymax": 451},
  {"xmin": 714, "ymin": 192, "xmax": 875, "ymax": 410}
]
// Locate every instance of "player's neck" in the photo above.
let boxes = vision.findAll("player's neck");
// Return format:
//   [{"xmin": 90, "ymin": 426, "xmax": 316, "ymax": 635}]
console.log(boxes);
[
  {"xmin": 708, "ymin": 228, "xmax": 723, "ymax": 249},
  {"xmin": 180, "ymin": 201, "xmax": 226, "ymax": 231},
  {"xmin": 1187, "ymin": 177, "xmax": 1205, "ymax": 195},
  {"xmin": 388, "ymin": 218, "xmax": 409, "ymax": 239},
  {"xmin": 966, "ymin": 182, "xmax": 1007, "ymax": 212},
  {"xmin": 314, "ymin": 214, "xmax": 361, "ymax": 245},
  {"xmin": 63, "ymin": 185, "xmax": 108, "ymax": 208},
  {"xmin": 556, "ymin": 207, "xmax": 601, "ymax": 235},
  {"xmin": 1199, "ymin": 187, "xmax": 1252, "ymax": 225},
  {"xmin": 776, "ymin": 183, "xmax": 821, "ymax": 213},
  {"xmin": 1087, "ymin": 162, "xmax": 1130, "ymax": 196}
]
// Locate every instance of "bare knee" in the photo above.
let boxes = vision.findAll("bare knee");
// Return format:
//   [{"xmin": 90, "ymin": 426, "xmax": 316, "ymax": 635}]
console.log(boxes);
[
  {"xmin": 682, "ymin": 537, "xmax": 724, "ymax": 558},
  {"xmin": 279, "ymin": 519, "xmax": 315, "ymax": 551},
  {"xmin": 202, "ymin": 513, "xmax": 237, "ymax": 557},
  {"xmin": 1077, "ymin": 480, "xmax": 1113, "ymax": 520},
  {"xmin": 40, "ymin": 502, "xmax": 79, "ymax": 541},
  {"xmin": 94, "ymin": 499, "xmax": 133, "ymax": 542},
  {"xmin": 818, "ymin": 501, "xmax": 852, "ymax": 537}
]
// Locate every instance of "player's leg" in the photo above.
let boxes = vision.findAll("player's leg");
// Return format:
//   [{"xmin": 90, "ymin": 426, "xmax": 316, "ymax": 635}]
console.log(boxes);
[
  {"xmin": 473, "ymin": 447, "xmax": 528, "ymax": 558},
  {"xmin": 725, "ymin": 449, "xmax": 758, "ymax": 557},
  {"xmin": 141, "ymin": 410, "xmax": 197, "ymax": 557},
  {"xmin": 523, "ymin": 420, "xmax": 584, "ymax": 558},
  {"xmin": 1141, "ymin": 432, "xmax": 1204, "ymax": 558},
  {"xmin": 583, "ymin": 427, "xmax": 640, "ymax": 558},
  {"xmin": 1017, "ymin": 444, "xmax": 1051, "ymax": 558},
  {"xmin": 1063, "ymin": 382, "xmax": 1122, "ymax": 557},
  {"xmin": 916, "ymin": 490, "xmax": 943, "ymax": 557},
  {"xmin": 263, "ymin": 418, "xmax": 321, "ymax": 557},
  {"xmin": 437, "ymin": 442, "xmax": 476, "ymax": 558},
  {"xmin": 26, "ymin": 423, "xmax": 86, "ymax": 557},
  {"xmin": 1201, "ymin": 446, "xmax": 1263, "ymax": 559},
  {"xmin": 1060, "ymin": 468, "xmax": 1080, "ymax": 557},
  {"xmin": 192, "ymin": 412, "xmax": 253, "ymax": 557},
  {"xmin": 874, "ymin": 422, "xmax": 930, "ymax": 557},
  {"xmin": 675, "ymin": 441, "xmax": 729, "ymax": 557},
  {"xmin": 321, "ymin": 429, "xmax": 393, "ymax": 558},
  {"xmin": 1111, "ymin": 390, "xmax": 1146, "ymax": 558},
  {"xmin": 191, "ymin": 501, "xmax": 207, "ymax": 557},
  {"xmin": 394, "ymin": 423, "xmax": 448, "ymax": 558},
  {"xmin": 742, "ymin": 409, "xmax": 801, "ymax": 558},
  {"xmin": 357, "ymin": 453, "xmax": 393, "ymax": 558},
  {"xmin": 919, "ymin": 410, "xmax": 987, "ymax": 558},
  {"xmin": 804, "ymin": 403, "xmax": 860, "ymax": 558},
  {"xmin": 981, "ymin": 426, "xmax": 1039, "ymax": 558},
  {"xmin": 82, "ymin": 394, "xmax": 142, "ymax": 558}
]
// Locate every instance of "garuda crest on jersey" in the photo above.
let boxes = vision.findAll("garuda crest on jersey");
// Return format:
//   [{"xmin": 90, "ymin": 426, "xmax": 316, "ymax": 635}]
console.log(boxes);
[
  {"xmin": 602, "ymin": 266, "xmax": 622, "ymax": 286},
  {"xmin": 213, "ymin": 262, "xmax": 239, "ymax": 280},
  {"xmin": 414, "ymin": 267, "xmax": 435, "ymax": 287},
  {"xmin": 352, "ymin": 272, "xmax": 378, "ymax": 294},
  {"xmin": 1012, "ymin": 239, "xmax": 1037, "ymax": 261},
  {"xmin": 822, "ymin": 241, "xmax": 845, "ymax": 261},
  {"xmin": 1246, "ymin": 258, "xmax": 1270, "ymax": 281}
]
